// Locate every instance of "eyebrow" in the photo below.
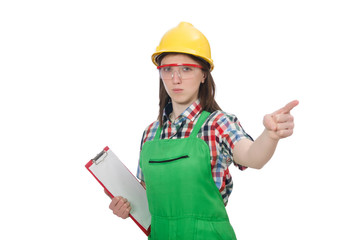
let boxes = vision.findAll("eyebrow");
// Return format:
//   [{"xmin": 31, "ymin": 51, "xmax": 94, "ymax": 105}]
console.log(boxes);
[{"xmin": 157, "ymin": 63, "xmax": 203, "ymax": 69}]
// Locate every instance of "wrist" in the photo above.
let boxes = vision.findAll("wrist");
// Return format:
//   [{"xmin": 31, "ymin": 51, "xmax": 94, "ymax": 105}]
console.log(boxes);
[{"xmin": 264, "ymin": 128, "xmax": 280, "ymax": 142}]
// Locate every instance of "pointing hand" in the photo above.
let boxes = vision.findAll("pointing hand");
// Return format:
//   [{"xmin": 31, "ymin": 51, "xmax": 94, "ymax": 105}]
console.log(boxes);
[{"xmin": 263, "ymin": 100, "xmax": 299, "ymax": 140}]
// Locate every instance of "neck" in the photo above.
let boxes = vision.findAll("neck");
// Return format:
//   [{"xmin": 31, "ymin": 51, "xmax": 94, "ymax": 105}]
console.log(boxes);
[
  {"xmin": 170, "ymin": 98, "xmax": 198, "ymax": 120},
  {"xmin": 171, "ymin": 102, "xmax": 187, "ymax": 120}
]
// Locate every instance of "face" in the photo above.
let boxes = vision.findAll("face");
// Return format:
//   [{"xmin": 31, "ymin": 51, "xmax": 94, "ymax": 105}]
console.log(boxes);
[{"xmin": 160, "ymin": 54, "xmax": 205, "ymax": 108}]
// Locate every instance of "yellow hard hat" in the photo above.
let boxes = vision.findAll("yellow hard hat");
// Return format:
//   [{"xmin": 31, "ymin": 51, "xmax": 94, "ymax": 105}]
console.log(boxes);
[{"xmin": 152, "ymin": 22, "xmax": 214, "ymax": 71}]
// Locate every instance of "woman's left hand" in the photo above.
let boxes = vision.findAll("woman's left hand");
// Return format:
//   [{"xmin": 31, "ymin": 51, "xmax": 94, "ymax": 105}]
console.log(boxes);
[{"xmin": 263, "ymin": 100, "xmax": 299, "ymax": 140}]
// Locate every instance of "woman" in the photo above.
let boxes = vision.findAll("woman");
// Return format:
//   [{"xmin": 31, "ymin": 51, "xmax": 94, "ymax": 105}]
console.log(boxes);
[{"xmin": 108, "ymin": 22, "xmax": 298, "ymax": 239}]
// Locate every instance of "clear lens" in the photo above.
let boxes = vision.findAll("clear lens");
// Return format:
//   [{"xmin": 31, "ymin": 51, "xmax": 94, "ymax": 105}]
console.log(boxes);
[{"xmin": 158, "ymin": 64, "xmax": 202, "ymax": 80}]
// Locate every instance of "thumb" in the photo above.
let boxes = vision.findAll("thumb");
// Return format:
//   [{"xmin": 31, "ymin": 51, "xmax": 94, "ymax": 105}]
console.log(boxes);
[{"xmin": 263, "ymin": 114, "xmax": 277, "ymax": 131}]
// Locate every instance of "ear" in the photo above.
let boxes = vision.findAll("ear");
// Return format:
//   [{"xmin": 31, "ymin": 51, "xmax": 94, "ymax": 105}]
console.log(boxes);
[{"xmin": 201, "ymin": 73, "xmax": 206, "ymax": 83}]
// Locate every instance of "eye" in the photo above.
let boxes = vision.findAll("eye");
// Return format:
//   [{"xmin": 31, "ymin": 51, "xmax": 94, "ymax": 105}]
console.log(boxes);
[
  {"xmin": 162, "ymin": 67, "xmax": 172, "ymax": 72},
  {"xmin": 181, "ymin": 66, "xmax": 193, "ymax": 72}
]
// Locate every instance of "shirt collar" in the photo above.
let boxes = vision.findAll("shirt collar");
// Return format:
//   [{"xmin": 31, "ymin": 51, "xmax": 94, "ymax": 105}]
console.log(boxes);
[{"xmin": 162, "ymin": 99, "xmax": 202, "ymax": 125}]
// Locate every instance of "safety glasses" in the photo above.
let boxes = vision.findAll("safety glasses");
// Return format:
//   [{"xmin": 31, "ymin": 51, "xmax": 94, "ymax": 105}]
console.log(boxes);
[{"xmin": 157, "ymin": 63, "xmax": 203, "ymax": 80}]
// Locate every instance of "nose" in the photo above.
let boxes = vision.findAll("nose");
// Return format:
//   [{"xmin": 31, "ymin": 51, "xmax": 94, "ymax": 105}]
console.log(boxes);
[{"xmin": 171, "ymin": 70, "xmax": 182, "ymax": 84}]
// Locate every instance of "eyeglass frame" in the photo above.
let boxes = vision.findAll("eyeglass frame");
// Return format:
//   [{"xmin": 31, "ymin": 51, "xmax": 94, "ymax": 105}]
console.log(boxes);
[{"xmin": 157, "ymin": 63, "xmax": 204, "ymax": 80}]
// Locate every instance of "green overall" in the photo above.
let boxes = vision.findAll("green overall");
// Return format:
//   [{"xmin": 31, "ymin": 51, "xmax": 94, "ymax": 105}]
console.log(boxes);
[{"xmin": 140, "ymin": 111, "xmax": 237, "ymax": 240}]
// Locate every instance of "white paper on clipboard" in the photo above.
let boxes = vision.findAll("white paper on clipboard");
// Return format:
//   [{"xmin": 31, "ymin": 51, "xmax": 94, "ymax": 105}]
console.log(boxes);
[{"xmin": 85, "ymin": 146, "xmax": 151, "ymax": 235}]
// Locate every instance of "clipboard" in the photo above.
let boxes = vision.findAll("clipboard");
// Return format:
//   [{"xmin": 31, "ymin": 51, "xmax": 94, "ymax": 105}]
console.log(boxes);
[{"xmin": 85, "ymin": 146, "xmax": 151, "ymax": 236}]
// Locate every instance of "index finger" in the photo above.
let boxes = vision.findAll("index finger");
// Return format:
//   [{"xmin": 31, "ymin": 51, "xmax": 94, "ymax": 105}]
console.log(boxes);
[{"xmin": 275, "ymin": 100, "xmax": 299, "ymax": 114}]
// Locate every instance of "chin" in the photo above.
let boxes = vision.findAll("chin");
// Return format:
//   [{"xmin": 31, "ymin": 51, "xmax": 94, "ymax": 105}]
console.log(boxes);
[{"xmin": 172, "ymin": 96, "xmax": 196, "ymax": 106}]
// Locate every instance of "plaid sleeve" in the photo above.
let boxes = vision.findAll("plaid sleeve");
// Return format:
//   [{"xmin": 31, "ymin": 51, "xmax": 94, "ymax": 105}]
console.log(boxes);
[
  {"xmin": 216, "ymin": 112, "xmax": 253, "ymax": 170},
  {"xmin": 136, "ymin": 121, "xmax": 159, "ymax": 181}
]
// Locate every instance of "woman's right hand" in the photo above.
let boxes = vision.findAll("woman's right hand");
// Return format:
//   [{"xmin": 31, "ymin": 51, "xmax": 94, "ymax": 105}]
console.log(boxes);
[{"xmin": 109, "ymin": 196, "xmax": 131, "ymax": 219}]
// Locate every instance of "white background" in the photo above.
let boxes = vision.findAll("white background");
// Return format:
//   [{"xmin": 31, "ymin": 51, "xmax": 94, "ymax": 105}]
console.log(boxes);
[{"xmin": 1, "ymin": 0, "xmax": 361, "ymax": 239}]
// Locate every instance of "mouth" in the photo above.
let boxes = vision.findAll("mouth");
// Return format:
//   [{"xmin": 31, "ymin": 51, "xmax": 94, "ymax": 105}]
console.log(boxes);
[{"xmin": 172, "ymin": 88, "xmax": 183, "ymax": 93}]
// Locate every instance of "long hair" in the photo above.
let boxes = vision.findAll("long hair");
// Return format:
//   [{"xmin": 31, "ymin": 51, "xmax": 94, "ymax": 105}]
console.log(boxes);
[{"xmin": 156, "ymin": 53, "xmax": 222, "ymax": 125}]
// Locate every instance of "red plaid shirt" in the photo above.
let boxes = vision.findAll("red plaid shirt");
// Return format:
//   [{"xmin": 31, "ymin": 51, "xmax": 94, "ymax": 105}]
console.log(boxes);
[{"xmin": 137, "ymin": 99, "xmax": 252, "ymax": 205}]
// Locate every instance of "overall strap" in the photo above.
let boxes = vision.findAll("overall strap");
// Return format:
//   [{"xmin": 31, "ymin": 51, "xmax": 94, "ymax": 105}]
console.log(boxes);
[{"xmin": 190, "ymin": 111, "xmax": 210, "ymax": 138}]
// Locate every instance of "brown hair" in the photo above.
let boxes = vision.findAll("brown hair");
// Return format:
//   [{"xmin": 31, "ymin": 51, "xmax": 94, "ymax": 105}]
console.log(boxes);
[{"xmin": 156, "ymin": 53, "xmax": 222, "ymax": 125}]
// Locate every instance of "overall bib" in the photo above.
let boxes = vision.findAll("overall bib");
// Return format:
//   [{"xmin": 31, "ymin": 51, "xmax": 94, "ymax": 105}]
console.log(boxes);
[{"xmin": 140, "ymin": 111, "xmax": 237, "ymax": 240}]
